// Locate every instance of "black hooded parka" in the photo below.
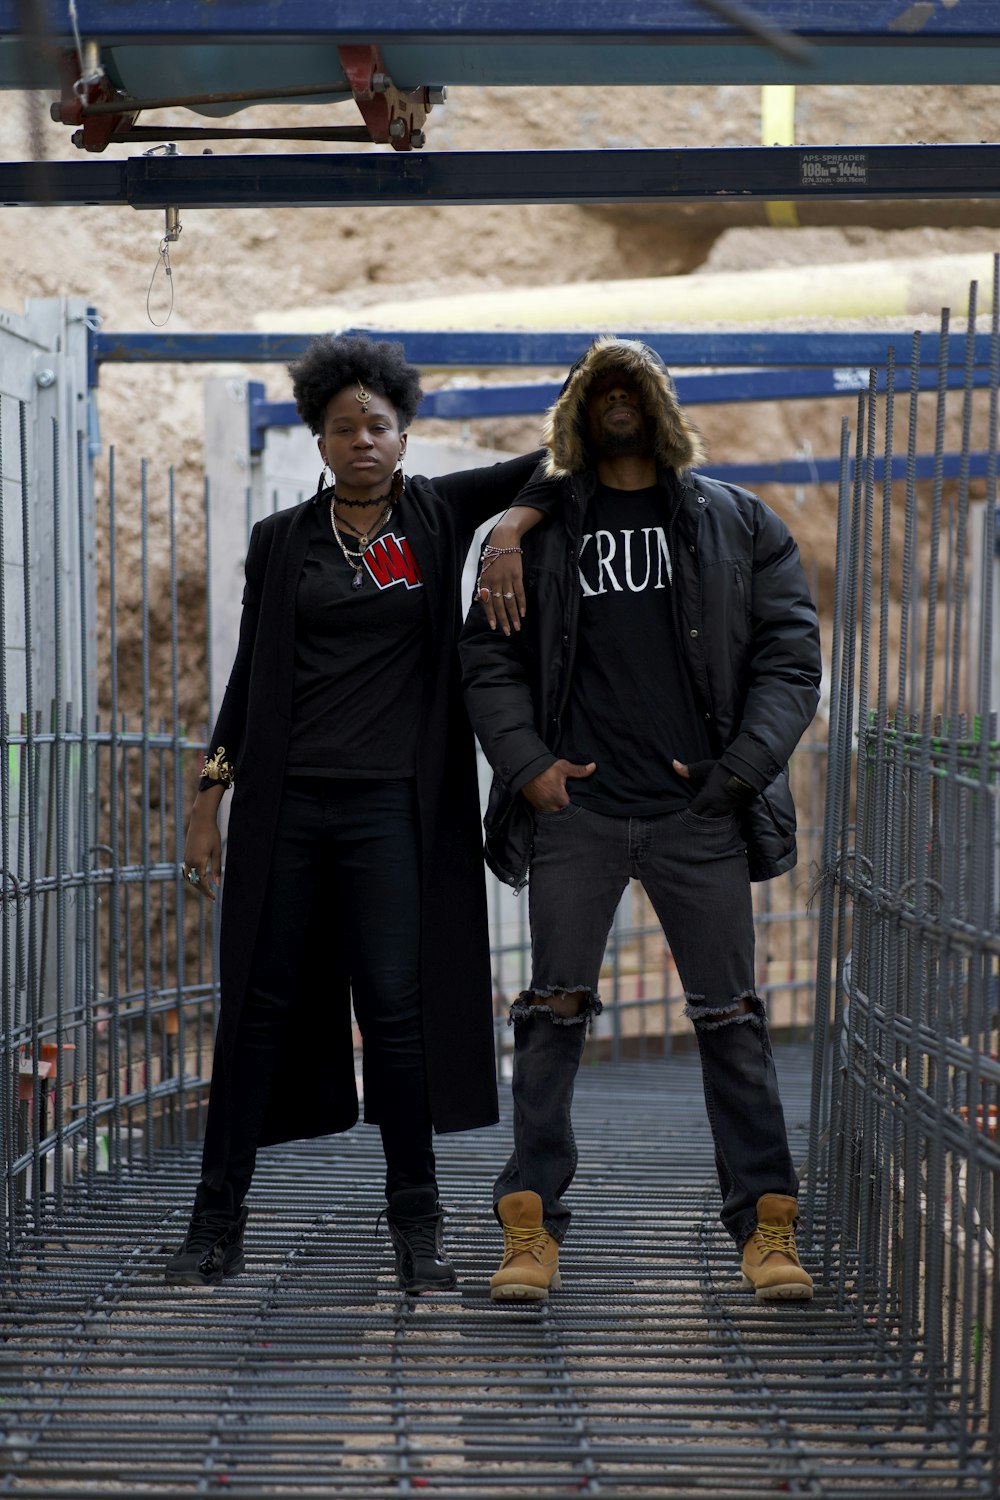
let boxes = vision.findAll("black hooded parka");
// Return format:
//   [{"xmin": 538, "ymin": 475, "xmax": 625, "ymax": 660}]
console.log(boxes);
[{"xmin": 458, "ymin": 341, "xmax": 822, "ymax": 892}]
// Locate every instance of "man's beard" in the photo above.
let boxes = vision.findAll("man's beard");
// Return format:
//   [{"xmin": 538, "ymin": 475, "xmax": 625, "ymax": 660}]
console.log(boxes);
[{"xmin": 601, "ymin": 426, "xmax": 650, "ymax": 457}]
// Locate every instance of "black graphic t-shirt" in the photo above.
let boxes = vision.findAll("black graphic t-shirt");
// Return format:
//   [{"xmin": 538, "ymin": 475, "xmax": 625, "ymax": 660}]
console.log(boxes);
[
  {"xmin": 556, "ymin": 483, "xmax": 713, "ymax": 815},
  {"xmin": 286, "ymin": 501, "xmax": 427, "ymax": 777}
]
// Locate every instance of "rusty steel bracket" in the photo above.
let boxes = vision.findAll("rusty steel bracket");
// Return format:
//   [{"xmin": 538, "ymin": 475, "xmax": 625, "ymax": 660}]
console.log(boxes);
[
  {"xmin": 337, "ymin": 43, "xmax": 439, "ymax": 151},
  {"xmin": 52, "ymin": 49, "xmax": 137, "ymax": 152},
  {"xmin": 52, "ymin": 42, "xmax": 440, "ymax": 153}
]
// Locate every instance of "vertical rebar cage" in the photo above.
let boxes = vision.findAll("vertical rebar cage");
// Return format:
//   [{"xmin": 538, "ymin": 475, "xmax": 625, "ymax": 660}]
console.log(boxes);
[
  {"xmin": 0, "ymin": 373, "xmax": 217, "ymax": 1267},
  {"xmin": 808, "ymin": 260, "xmax": 1000, "ymax": 1465}
]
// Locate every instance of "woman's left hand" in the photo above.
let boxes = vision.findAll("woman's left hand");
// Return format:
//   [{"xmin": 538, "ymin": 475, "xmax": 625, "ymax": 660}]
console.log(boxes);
[
  {"xmin": 477, "ymin": 547, "xmax": 525, "ymax": 635},
  {"xmin": 476, "ymin": 506, "xmax": 545, "ymax": 635}
]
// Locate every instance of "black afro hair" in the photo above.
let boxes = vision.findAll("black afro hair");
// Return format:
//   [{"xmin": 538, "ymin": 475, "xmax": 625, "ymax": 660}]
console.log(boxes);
[{"xmin": 289, "ymin": 333, "xmax": 423, "ymax": 434}]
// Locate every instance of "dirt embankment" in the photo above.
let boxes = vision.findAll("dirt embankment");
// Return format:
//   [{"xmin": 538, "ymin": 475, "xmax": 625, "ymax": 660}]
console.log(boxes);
[{"xmin": 1, "ymin": 81, "xmax": 997, "ymax": 728}]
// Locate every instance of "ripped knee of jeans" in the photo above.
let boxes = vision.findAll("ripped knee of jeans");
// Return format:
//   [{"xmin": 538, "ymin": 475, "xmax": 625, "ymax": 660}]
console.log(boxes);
[
  {"xmin": 684, "ymin": 989, "xmax": 766, "ymax": 1032},
  {"xmin": 508, "ymin": 986, "xmax": 603, "ymax": 1029}
]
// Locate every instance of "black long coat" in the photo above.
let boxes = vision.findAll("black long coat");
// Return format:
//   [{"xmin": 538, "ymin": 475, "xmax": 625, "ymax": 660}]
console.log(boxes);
[{"xmin": 205, "ymin": 455, "xmax": 541, "ymax": 1150}]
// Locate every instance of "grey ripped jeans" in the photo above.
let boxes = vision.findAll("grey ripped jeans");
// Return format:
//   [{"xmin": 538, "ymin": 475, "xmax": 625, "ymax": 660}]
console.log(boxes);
[{"xmin": 494, "ymin": 801, "xmax": 798, "ymax": 1249}]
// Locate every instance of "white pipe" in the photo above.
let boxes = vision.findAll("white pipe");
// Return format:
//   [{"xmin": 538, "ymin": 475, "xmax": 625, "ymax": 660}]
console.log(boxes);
[{"xmin": 257, "ymin": 253, "xmax": 997, "ymax": 335}]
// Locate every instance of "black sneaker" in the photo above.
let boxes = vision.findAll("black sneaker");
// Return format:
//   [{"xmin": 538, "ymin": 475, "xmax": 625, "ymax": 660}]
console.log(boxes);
[
  {"xmin": 165, "ymin": 1205, "xmax": 248, "ymax": 1286},
  {"xmin": 386, "ymin": 1187, "xmax": 457, "ymax": 1294}
]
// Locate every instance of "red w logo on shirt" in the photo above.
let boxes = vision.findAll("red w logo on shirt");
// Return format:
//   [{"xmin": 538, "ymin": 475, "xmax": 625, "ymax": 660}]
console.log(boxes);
[{"xmin": 363, "ymin": 533, "xmax": 424, "ymax": 591}]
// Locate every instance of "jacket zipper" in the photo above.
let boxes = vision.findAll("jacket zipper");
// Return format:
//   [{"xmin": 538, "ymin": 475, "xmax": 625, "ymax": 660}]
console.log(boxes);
[
  {"xmin": 552, "ymin": 477, "xmax": 586, "ymax": 735},
  {"xmin": 677, "ymin": 480, "xmax": 715, "ymax": 729}
]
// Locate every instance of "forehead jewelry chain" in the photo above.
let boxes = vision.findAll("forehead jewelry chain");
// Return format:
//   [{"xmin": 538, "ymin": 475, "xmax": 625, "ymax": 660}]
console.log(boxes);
[{"xmin": 356, "ymin": 383, "xmax": 371, "ymax": 413}]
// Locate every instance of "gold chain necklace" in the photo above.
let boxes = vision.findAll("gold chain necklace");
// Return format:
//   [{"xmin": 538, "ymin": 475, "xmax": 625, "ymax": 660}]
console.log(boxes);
[
  {"xmin": 334, "ymin": 505, "xmax": 390, "ymax": 546},
  {"xmin": 329, "ymin": 497, "xmax": 394, "ymax": 590}
]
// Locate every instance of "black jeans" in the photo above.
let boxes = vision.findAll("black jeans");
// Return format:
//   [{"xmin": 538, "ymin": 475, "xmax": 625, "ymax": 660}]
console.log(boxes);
[
  {"xmin": 494, "ymin": 802, "xmax": 797, "ymax": 1248},
  {"xmin": 198, "ymin": 777, "xmax": 434, "ymax": 1213}
]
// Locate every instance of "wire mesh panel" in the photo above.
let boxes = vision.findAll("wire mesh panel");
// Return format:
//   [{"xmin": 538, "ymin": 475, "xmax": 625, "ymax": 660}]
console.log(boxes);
[
  {"xmin": 807, "ymin": 259, "xmax": 1000, "ymax": 1481},
  {"xmin": 3, "ymin": 1048, "xmax": 996, "ymax": 1497}
]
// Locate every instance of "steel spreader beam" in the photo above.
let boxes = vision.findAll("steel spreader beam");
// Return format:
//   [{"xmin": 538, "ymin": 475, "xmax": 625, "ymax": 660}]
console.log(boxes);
[{"xmin": 6, "ymin": 145, "xmax": 1000, "ymax": 209}]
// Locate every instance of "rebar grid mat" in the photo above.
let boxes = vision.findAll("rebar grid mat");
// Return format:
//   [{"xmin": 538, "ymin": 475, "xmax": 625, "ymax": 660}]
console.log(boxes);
[{"xmin": 1, "ymin": 1048, "xmax": 993, "ymax": 1498}]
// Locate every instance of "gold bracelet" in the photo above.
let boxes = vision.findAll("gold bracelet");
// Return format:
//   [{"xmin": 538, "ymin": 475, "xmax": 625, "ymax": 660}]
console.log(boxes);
[{"xmin": 201, "ymin": 746, "xmax": 234, "ymax": 787}]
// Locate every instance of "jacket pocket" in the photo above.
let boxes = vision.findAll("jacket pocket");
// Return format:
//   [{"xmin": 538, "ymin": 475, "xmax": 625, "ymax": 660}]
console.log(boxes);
[{"xmin": 757, "ymin": 770, "xmax": 796, "ymax": 840}]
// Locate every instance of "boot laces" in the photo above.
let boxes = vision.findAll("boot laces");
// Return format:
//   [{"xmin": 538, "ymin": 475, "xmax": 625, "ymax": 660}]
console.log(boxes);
[
  {"xmin": 184, "ymin": 1212, "xmax": 236, "ymax": 1254},
  {"xmin": 388, "ymin": 1211, "xmax": 439, "ymax": 1257},
  {"xmin": 501, "ymin": 1223, "xmax": 550, "ymax": 1267},
  {"xmin": 754, "ymin": 1222, "xmax": 800, "ymax": 1263}
]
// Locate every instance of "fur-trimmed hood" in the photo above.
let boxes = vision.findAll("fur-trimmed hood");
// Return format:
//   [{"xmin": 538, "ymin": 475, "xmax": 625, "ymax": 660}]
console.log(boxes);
[{"xmin": 542, "ymin": 335, "xmax": 705, "ymax": 479}]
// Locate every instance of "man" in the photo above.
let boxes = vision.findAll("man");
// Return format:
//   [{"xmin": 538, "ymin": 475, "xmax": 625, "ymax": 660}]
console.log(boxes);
[{"xmin": 459, "ymin": 336, "xmax": 822, "ymax": 1303}]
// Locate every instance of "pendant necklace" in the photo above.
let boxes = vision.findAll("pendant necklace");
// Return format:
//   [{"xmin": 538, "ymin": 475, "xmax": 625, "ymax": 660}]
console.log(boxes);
[{"xmin": 330, "ymin": 497, "xmax": 393, "ymax": 589}]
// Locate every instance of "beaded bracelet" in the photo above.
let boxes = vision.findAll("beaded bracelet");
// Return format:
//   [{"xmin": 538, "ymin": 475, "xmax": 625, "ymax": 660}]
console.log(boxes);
[{"xmin": 478, "ymin": 543, "xmax": 523, "ymax": 579}]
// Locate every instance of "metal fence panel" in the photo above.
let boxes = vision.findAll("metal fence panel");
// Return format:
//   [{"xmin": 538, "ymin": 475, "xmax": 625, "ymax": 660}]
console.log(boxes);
[
  {"xmin": 1, "ymin": 323, "xmax": 217, "ymax": 1265},
  {"xmin": 808, "ymin": 259, "xmax": 1000, "ymax": 1473}
]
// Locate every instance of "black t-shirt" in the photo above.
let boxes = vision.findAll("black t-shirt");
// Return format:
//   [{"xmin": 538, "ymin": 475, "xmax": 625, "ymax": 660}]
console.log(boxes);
[
  {"xmin": 285, "ymin": 501, "xmax": 427, "ymax": 777},
  {"xmin": 556, "ymin": 482, "xmax": 713, "ymax": 815}
]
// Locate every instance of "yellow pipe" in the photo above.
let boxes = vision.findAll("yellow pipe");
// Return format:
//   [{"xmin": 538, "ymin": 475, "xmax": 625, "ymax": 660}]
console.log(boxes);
[
  {"xmin": 761, "ymin": 84, "xmax": 800, "ymax": 229},
  {"xmin": 258, "ymin": 253, "xmax": 998, "ymax": 335}
]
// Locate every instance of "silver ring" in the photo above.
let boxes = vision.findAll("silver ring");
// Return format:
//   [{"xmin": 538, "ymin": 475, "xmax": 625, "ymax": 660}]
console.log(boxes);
[
  {"xmin": 185, "ymin": 867, "xmax": 201, "ymax": 886},
  {"xmin": 503, "ymin": 592, "xmax": 515, "ymax": 599},
  {"xmin": 492, "ymin": 591, "xmax": 502, "ymax": 597}
]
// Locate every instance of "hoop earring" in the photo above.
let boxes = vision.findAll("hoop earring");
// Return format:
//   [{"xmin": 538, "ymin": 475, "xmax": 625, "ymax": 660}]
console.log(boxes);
[{"xmin": 316, "ymin": 465, "xmax": 333, "ymax": 496}]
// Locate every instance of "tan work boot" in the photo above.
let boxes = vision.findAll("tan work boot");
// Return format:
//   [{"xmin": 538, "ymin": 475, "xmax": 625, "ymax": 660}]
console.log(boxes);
[
  {"xmin": 491, "ymin": 1191, "xmax": 562, "ymax": 1301},
  {"xmin": 740, "ymin": 1193, "xmax": 814, "ymax": 1301}
]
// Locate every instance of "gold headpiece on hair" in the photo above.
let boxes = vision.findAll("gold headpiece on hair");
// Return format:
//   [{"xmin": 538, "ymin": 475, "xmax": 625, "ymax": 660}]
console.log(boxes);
[{"xmin": 356, "ymin": 383, "xmax": 371, "ymax": 413}]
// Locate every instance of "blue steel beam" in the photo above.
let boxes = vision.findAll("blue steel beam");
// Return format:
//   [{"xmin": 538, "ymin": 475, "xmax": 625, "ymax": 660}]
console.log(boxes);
[
  {"xmin": 92, "ymin": 329, "xmax": 1000, "ymax": 385},
  {"xmin": 9, "ymin": 37, "xmax": 996, "ymax": 92},
  {"xmin": 5, "ymin": 2, "xmax": 999, "ymax": 37},
  {"xmin": 8, "ymin": 145, "xmax": 1000, "ymax": 209},
  {"xmin": 418, "ymin": 365, "xmax": 999, "ymax": 417},
  {"xmin": 710, "ymin": 453, "xmax": 994, "ymax": 486},
  {"xmin": 5, "ymin": 3, "xmax": 1000, "ymax": 94},
  {"xmin": 244, "ymin": 387, "xmax": 994, "ymax": 503},
  {"xmin": 249, "ymin": 365, "xmax": 1000, "ymax": 449}
]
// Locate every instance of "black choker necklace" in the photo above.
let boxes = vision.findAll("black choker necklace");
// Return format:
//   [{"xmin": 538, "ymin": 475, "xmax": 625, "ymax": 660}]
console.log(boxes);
[{"xmin": 332, "ymin": 485, "xmax": 393, "ymax": 509}]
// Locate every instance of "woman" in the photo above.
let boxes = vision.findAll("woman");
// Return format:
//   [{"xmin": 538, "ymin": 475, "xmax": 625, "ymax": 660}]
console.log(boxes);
[{"xmin": 166, "ymin": 334, "xmax": 544, "ymax": 1292}]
